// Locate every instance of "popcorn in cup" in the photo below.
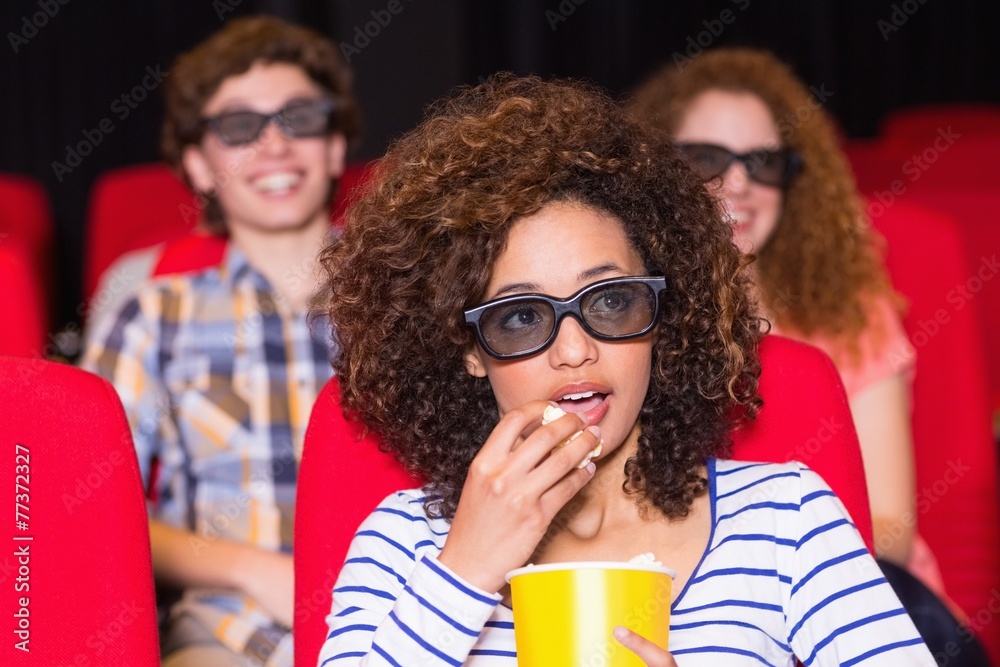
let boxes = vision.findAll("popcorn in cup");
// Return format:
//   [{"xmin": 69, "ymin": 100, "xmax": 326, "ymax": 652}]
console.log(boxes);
[{"xmin": 505, "ymin": 558, "xmax": 676, "ymax": 667}]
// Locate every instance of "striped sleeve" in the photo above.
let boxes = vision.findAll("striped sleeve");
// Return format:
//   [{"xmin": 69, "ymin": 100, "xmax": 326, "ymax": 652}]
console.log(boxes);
[
  {"xmin": 319, "ymin": 493, "xmax": 501, "ymax": 666},
  {"xmin": 785, "ymin": 465, "xmax": 936, "ymax": 666}
]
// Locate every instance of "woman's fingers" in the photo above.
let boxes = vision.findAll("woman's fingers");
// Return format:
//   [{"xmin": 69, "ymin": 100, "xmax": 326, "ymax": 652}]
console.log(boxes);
[
  {"xmin": 613, "ymin": 626, "xmax": 677, "ymax": 667},
  {"xmin": 473, "ymin": 400, "xmax": 554, "ymax": 461},
  {"xmin": 479, "ymin": 401, "xmax": 590, "ymax": 472},
  {"xmin": 528, "ymin": 422, "xmax": 601, "ymax": 490}
]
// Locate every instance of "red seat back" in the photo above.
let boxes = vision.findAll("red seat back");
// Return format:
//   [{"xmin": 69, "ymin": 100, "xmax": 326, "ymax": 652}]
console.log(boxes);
[
  {"xmin": 85, "ymin": 162, "xmax": 376, "ymax": 299},
  {"xmin": 906, "ymin": 189, "xmax": 1000, "ymax": 406},
  {"xmin": 0, "ymin": 173, "xmax": 53, "ymax": 297},
  {"xmin": 151, "ymin": 233, "xmax": 229, "ymax": 277},
  {"xmin": 730, "ymin": 335, "xmax": 873, "ymax": 549},
  {"xmin": 84, "ymin": 164, "xmax": 199, "ymax": 299},
  {"xmin": 869, "ymin": 199, "xmax": 1000, "ymax": 661},
  {"xmin": 0, "ymin": 242, "xmax": 46, "ymax": 357},
  {"xmin": 841, "ymin": 138, "xmax": 908, "ymax": 197},
  {"xmin": 293, "ymin": 334, "xmax": 871, "ymax": 667},
  {"xmin": 0, "ymin": 357, "xmax": 159, "ymax": 665},
  {"xmin": 880, "ymin": 104, "xmax": 1000, "ymax": 146}
]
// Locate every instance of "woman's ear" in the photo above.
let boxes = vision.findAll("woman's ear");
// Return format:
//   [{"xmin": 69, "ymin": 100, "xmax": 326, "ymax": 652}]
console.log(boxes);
[
  {"xmin": 182, "ymin": 144, "xmax": 216, "ymax": 194},
  {"xmin": 464, "ymin": 346, "xmax": 488, "ymax": 378}
]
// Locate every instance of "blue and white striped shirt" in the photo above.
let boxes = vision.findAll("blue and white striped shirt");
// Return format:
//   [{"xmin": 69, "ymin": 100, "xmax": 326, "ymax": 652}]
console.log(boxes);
[{"xmin": 319, "ymin": 459, "xmax": 934, "ymax": 666}]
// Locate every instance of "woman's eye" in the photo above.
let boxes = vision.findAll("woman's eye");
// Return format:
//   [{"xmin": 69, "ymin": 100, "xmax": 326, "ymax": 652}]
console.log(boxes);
[
  {"xmin": 592, "ymin": 290, "xmax": 630, "ymax": 313},
  {"xmin": 690, "ymin": 150, "xmax": 723, "ymax": 169},
  {"xmin": 498, "ymin": 305, "xmax": 543, "ymax": 331}
]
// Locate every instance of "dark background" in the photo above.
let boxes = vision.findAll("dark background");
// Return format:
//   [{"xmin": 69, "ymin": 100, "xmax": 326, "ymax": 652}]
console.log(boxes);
[{"xmin": 1, "ymin": 0, "xmax": 998, "ymax": 344}]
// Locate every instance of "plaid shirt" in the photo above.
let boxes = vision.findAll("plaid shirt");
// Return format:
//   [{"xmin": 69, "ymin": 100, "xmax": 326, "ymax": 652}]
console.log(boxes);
[{"xmin": 80, "ymin": 244, "xmax": 335, "ymax": 666}]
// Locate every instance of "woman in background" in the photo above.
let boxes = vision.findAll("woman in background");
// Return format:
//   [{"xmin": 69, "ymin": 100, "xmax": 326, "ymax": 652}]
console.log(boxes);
[
  {"xmin": 629, "ymin": 48, "xmax": 988, "ymax": 664},
  {"xmin": 631, "ymin": 47, "xmax": 915, "ymax": 567}
]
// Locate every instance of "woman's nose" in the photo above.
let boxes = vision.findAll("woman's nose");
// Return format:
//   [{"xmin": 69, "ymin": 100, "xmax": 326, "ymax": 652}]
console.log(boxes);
[
  {"xmin": 721, "ymin": 160, "xmax": 750, "ymax": 194},
  {"xmin": 548, "ymin": 316, "xmax": 599, "ymax": 368}
]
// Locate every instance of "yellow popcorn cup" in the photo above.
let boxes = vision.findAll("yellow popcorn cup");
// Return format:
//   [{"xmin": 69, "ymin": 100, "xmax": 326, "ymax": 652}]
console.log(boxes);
[{"xmin": 506, "ymin": 561, "xmax": 676, "ymax": 667}]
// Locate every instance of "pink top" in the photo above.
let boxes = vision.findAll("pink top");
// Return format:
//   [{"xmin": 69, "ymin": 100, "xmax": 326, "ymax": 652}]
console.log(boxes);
[{"xmin": 770, "ymin": 296, "xmax": 915, "ymax": 398}]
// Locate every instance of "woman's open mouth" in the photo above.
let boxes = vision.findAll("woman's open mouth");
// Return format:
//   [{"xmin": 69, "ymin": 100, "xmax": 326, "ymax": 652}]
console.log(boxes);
[{"xmin": 552, "ymin": 386, "xmax": 611, "ymax": 425}]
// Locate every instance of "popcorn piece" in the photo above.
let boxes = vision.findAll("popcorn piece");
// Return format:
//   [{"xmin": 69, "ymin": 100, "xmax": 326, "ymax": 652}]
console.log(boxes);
[
  {"xmin": 628, "ymin": 552, "xmax": 663, "ymax": 567},
  {"xmin": 576, "ymin": 440, "xmax": 603, "ymax": 469},
  {"xmin": 541, "ymin": 405, "xmax": 603, "ymax": 468},
  {"xmin": 541, "ymin": 404, "xmax": 567, "ymax": 425}
]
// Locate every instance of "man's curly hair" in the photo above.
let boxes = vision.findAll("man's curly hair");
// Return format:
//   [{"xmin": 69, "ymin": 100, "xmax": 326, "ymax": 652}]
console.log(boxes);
[
  {"xmin": 629, "ymin": 49, "xmax": 899, "ymax": 366},
  {"xmin": 319, "ymin": 74, "xmax": 762, "ymax": 521}
]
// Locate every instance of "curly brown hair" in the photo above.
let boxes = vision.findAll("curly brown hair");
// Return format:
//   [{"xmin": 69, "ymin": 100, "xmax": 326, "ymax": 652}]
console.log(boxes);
[
  {"xmin": 629, "ymin": 48, "xmax": 898, "ymax": 365},
  {"xmin": 162, "ymin": 15, "xmax": 362, "ymax": 232},
  {"xmin": 319, "ymin": 74, "xmax": 762, "ymax": 521}
]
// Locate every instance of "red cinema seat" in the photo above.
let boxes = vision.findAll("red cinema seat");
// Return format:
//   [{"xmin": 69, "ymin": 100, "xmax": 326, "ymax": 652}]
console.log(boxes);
[
  {"xmin": 869, "ymin": 199, "xmax": 1000, "ymax": 661},
  {"xmin": 841, "ymin": 138, "xmax": 907, "ymax": 197},
  {"xmin": 844, "ymin": 129, "xmax": 1000, "ymax": 200},
  {"xmin": 906, "ymin": 189, "xmax": 1000, "ymax": 405},
  {"xmin": 0, "ymin": 357, "xmax": 159, "ymax": 665},
  {"xmin": 84, "ymin": 164, "xmax": 200, "ymax": 300},
  {"xmin": 84, "ymin": 162, "xmax": 376, "ymax": 300},
  {"xmin": 880, "ymin": 104, "xmax": 1000, "ymax": 147},
  {"xmin": 0, "ymin": 242, "xmax": 46, "ymax": 357},
  {"xmin": 903, "ymin": 137, "xmax": 1000, "ymax": 192},
  {"xmin": 292, "ymin": 334, "xmax": 872, "ymax": 667},
  {"xmin": 0, "ymin": 173, "xmax": 54, "ymax": 296},
  {"xmin": 730, "ymin": 335, "xmax": 873, "ymax": 552}
]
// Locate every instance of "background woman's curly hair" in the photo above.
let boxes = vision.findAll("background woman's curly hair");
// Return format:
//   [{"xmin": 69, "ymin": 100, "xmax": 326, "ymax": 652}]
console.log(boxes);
[
  {"xmin": 319, "ymin": 74, "xmax": 762, "ymax": 521},
  {"xmin": 629, "ymin": 48, "xmax": 899, "ymax": 365}
]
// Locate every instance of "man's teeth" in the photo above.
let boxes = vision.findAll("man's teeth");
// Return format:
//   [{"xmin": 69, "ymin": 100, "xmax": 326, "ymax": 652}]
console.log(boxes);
[
  {"xmin": 561, "ymin": 390, "xmax": 596, "ymax": 401},
  {"xmin": 252, "ymin": 172, "xmax": 302, "ymax": 193}
]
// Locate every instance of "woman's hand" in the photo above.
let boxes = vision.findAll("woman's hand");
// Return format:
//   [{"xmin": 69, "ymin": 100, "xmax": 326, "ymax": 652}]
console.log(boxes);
[
  {"xmin": 437, "ymin": 400, "xmax": 601, "ymax": 593},
  {"xmin": 613, "ymin": 626, "xmax": 678, "ymax": 666}
]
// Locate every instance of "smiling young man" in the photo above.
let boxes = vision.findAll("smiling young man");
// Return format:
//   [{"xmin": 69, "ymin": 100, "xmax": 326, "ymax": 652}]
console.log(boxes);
[{"xmin": 79, "ymin": 16, "xmax": 361, "ymax": 666}]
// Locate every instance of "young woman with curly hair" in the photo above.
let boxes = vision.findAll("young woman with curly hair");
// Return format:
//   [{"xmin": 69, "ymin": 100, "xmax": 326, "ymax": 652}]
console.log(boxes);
[
  {"xmin": 629, "ymin": 49, "xmax": 996, "ymax": 666},
  {"xmin": 316, "ymin": 74, "xmax": 932, "ymax": 665},
  {"xmin": 629, "ymin": 48, "xmax": 920, "ymax": 570}
]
